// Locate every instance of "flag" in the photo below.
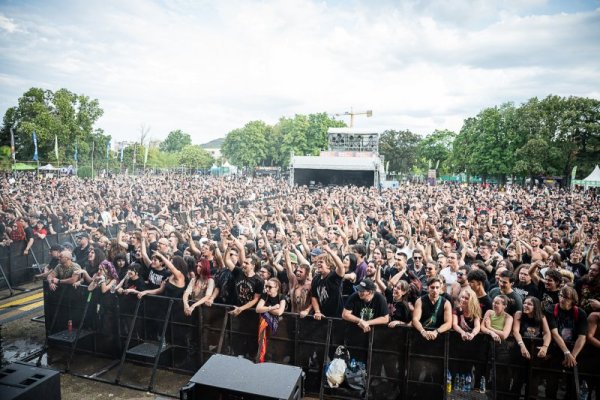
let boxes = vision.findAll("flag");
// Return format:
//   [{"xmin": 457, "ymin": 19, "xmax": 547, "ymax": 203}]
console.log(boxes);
[
  {"xmin": 106, "ymin": 140, "xmax": 110, "ymax": 160},
  {"xmin": 133, "ymin": 143, "xmax": 137, "ymax": 164},
  {"xmin": 73, "ymin": 142, "xmax": 78, "ymax": 161},
  {"xmin": 435, "ymin": 160, "xmax": 440, "ymax": 170},
  {"xmin": 120, "ymin": 144, "xmax": 124, "ymax": 162},
  {"xmin": 144, "ymin": 143, "xmax": 149, "ymax": 165},
  {"xmin": 10, "ymin": 127, "xmax": 15, "ymax": 161},
  {"xmin": 54, "ymin": 135, "xmax": 59, "ymax": 160},
  {"xmin": 32, "ymin": 131, "xmax": 38, "ymax": 161},
  {"xmin": 571, "ymin": 166, "xmax": 577, "ymax": 181}
]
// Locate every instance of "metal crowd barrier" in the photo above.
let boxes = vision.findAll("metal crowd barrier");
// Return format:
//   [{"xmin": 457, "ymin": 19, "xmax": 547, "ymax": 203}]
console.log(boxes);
[
  {"xmin": 40, "ymin": 283, "xmax": 600, "ymax": 399},
  {"xmin": 0, "ymin": 223, "xmax": 137, "ymax": 296}
]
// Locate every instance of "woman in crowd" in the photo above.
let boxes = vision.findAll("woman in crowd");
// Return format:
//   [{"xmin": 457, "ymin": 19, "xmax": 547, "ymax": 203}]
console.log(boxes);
[
  {"xmin": 183, "ymin": 257, "xmax": 215, "ymax": 316},
  {"xmin": 86, "ymin": 260, "xmax": 119, "ymax": 293},
  {"xmin": 512, "ymin": 296, "xmax": 551, "ymax": 359},
  {"xmin": 386, "ymin": 279, "xmax": 413, "ymax": 327},
  {"xmin": 452, "ymin": 287, "xmax": 481, "ymax": 341},
  {"xmin": 137, "ymin": 253, "xmax": 187, "ymax": 299},
  {"xmin": 481, "ymin": 294, "xmax": 513, "ymax": 342},
  {"xmin": 255, "ymin": 277, "xmax": 286, "ymax": 363}
]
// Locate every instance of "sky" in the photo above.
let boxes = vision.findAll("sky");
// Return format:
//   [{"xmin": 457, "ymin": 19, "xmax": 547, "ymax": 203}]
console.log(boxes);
[{"xmin": 0, "ymin": 0, "xmax": 599, "ymax": 145}]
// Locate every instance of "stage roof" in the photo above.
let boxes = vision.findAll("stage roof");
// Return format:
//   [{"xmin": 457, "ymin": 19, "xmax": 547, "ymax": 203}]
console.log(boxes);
[{"xmin": 291, "ymin": 155, "xmax": 380, "ymax": 171}]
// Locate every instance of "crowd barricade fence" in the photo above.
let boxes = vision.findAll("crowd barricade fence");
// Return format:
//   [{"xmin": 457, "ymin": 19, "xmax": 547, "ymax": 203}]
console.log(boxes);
[
  {"xmin": 40, "ymin": 283, "xmax": 600, "ymax": 399},
  {"xmin": 0, "ymin": 222, "xmax": 137, "ymax": 293}
]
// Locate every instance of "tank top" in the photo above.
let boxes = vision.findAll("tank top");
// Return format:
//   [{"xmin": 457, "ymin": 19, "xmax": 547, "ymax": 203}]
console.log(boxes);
[
  {"xmin": 164, "ymin": 279, "xmax": 185, "ymax": 299},
  {"xmin": 490, "ymin": 312, "xmax": 506, "ymax": 331},
  {"xmin": 419, "ymin": 294, "xmax": 447, "ymax": 329}
]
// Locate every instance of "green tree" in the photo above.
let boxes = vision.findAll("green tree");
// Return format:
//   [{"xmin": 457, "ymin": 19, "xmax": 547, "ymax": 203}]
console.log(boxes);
[
  {"xmin": 417, "ymin": 129, "xmax": 456, "ymax": 173},
  {"xmin": 379, "ymin": 129, "xmax": 421, "ymax": 174},
  {"xmin": 0, "ymin": 87, "xmax": 105, "ymax": 165},
  {"xmin": 221, "ymin": 121, "xmax": 270, "ymax": 168},
  {"xmin": 159, "ymin": 129, "xmax": 192, "ymax": 153},
  {"xmin": 178, "ymin": 145, "xmax": 214, "ymax": 171},
  {"xmin": 513, "ymin": 137, "xmax": 558, "ymax": 186}
]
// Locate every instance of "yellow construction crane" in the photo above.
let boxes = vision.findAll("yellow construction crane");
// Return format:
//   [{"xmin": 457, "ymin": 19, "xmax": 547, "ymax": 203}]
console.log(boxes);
[{"xmin": 334, "ymin": 108, "xmax": 373, "ymax": 127}]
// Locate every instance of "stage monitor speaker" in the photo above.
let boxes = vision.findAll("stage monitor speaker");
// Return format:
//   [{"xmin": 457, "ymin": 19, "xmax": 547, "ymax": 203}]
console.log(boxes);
[
  {"xmin": 0, "ymin": 362, "xmax": 61, "ymax": 400},
  {"xmin": 181, "ymin": 354, "xmax": 303, "ymax": 400}
]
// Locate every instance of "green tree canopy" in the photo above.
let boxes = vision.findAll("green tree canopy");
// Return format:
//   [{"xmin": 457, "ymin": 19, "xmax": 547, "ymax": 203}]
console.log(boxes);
[
  {"xmin": 221, "ymin": 121, "xmax": 270, "ymax": 168},
  {"xmin": 178, "ymin": 145, "xmax": 214, "ymax": 170},
  {"xmin": 222, "ymin": 112, "xmax": 345, "ymax": 168},
  {"xmin": 417, "ymin": 129, "xmax": 456, "ymax": 173},
  {"xmin": 0, "ymin": 87, "xmax": 105, "ymax": 164},
  {"xmin": 379, "ymin": 129, "xmax": 421, "ymax": 174},
  {"xmin": 159, "ymin": 129, "xmax": 192, "ymax": 153}
]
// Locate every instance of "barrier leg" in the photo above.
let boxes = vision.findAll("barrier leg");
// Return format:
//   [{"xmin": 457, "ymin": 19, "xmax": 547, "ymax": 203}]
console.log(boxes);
[
  {"xmin": 217, "ymin": 309, "xmax": 229, "ymax": 354},
  {"xmin": 318, "ymin": 319, "xmax": 333, "ymax": 400},
  {"xmin": 148, "ymin": 299, "xmax": 173, "ymax": 391},
  {"xmin": 364, "ymin": 328, "xmax": 375, "ymax": 400},
  {"xmin": 0, "ymin": 262, "xmax": 15, "ymax": 298},
  {"xmin": 115, "ymin": 297, "xmax": 143, "ymax": 384},
  {"xmin": 66, "ymin": 291, "xmax": 94, "ymax": 371},
  {"xmin": 37, "ymin": 285, "xmax": 66, "ymax": 366}
]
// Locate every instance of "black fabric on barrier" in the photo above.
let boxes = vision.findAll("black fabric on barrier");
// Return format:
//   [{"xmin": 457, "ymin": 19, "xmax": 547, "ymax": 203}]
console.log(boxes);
[
  {"xmin": 42, "ymin": 284, "xmax": 600, "ymax": 400},
  {"xmin": 1, "ymin": 223, "xmax": 135, "ymax": 289}
]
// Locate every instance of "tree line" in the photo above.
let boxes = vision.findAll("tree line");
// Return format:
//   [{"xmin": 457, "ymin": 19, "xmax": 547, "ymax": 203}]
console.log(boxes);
[
  {"xmin": 2, "ymin": 88, "xmax": 598, "ymax": 183},
  {"xmin": 0, "ymin": 88, "xmax": 214, "ymax": 173}
]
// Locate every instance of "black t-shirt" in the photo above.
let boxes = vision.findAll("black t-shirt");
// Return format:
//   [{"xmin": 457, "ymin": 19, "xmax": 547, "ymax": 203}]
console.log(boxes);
[
  {"xmin": 311, "ymin": 271, "xmax": 343, "ymax": 318},
  {"xmin": 519, "ymin": 314, "xmax": 543, "ymax": 339},
  {"xmin": 565, "ymin": 262, "xmax": 586, "ymax": 281},
  {"xmin": 73, "ymin": 244, "xmax": 91, "ymax": 266},
  {"xmin": 214, "ymin": 268, "xmax": 235, "ymax": 305},
  {"xmin": 147, "ymin": 267, "xmax": 171, "ymax": 290},
  {"xmin": 385, "ymin": 288, "xmax": 412, "ymax": 323},
  {"xmin": 125, "ymin": 276, "xmax": 146, "ymax": 292},
  {"xmin": 514, "ymin": 281, "xmax": 539, "ymax": 301},
  {"xmin": 476, "ymin": 254, "xmax": 497, "ymax": 283},
  {"xmin": 478, "ymin": 294, "xmax": 493, "ymax": 314},
  {"xmin": 24, "ymin": 225, "xmax": 34, "ymax": 241},
  {"xmin": 344, "ymin": 292, "xmax": 388, "ymax": 321},
  {"xmin": 538, "ymin": 283, "xmax": 560, "ymax": 314},
  {"xmin": 547, "ymin": 306, "xmax": 588, "ymax": 344},
  {"xmin": 260, "ymin": 293, "xmax": 284, "ymax": 308},
  {"xmin": 232, "ymin": 267, "xmax": 264, "ymax": 307}
]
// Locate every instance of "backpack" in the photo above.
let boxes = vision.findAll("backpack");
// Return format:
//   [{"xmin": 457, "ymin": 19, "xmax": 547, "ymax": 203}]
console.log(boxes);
[
  {"xmin": 553, "ymin": 304, "xmax": 579, "ymax": 322},
  {"xmin": 9, "ymin": 221, "xmax": 26, "ymax": 241}
]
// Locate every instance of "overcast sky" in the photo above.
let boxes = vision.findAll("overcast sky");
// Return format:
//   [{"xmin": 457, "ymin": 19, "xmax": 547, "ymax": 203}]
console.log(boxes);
[{"xmin": 1, "ymin": 0, "xmax": 599, "ymax": 145}]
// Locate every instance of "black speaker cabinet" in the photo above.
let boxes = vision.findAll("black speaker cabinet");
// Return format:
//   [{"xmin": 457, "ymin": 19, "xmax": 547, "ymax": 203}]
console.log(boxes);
[
  {"xmin": 0, "ymin": 362, "xmax": 61, "ymax": 400},
  {"xmin": 181, "ymin": 354, "xmax": 303, "ymax": 400}
]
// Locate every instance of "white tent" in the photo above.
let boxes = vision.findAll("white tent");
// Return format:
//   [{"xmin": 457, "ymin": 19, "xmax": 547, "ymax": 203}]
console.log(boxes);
[
  {"xmin": 574, "ymin": 165, "xmax": 600, "ymax": 189},
  {"xmin": 39, "ymin": 163, "xmax": 57, "ymax": 170}
]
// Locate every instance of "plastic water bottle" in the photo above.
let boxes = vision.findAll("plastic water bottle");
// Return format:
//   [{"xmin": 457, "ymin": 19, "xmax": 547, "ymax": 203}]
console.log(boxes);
[
  {"xmin": 480, "ymin": 376, "xmax": 486, "ymax": 393},
  {"xmin": 454, "ymin": 373, "xmax": 460, "ymax": 392},
  {"xmin": 465, "ymin": 374, "xmax": 472, "ymax": 392},
  {"xmin": 460, "ymin": 374, "xmax": 466, "ymax": 392},
  {"xmin": 350, "ymin": 358, "xmax": 356, "ymax": 369},
  {"xmin": 446, "ymin": 371, "xmax": 452, "ymax": 393},
  {"xmin": 579, "ymin": 380, "xmax": 588, "ymax": 400}
]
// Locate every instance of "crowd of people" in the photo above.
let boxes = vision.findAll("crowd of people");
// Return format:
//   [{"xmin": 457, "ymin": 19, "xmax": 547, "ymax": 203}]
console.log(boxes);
[{"xmin": 1, "ymin": 173, "xmax": 599, "ymax": 396}]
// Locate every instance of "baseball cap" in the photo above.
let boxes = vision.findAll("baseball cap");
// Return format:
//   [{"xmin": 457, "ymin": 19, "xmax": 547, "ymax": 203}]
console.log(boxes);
[{"xmin": 355, "ymin": 279, "xmax": 376, "ymax": 292}]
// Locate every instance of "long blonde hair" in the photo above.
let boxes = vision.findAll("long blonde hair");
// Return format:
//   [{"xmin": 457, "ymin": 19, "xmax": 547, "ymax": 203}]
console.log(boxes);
[{"xmin": 459, "ymin": 287, "xmax": 481, "ymax": 319}]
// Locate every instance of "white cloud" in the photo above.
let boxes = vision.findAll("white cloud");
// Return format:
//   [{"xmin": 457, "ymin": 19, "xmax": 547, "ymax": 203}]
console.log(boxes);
[
  {"xmin": 0, "ymin": 13, "xmax": 19, "ymax": 33},
  {"xmin": 0, "ymin": 0, "xmax": 599, "ymax": 143}
]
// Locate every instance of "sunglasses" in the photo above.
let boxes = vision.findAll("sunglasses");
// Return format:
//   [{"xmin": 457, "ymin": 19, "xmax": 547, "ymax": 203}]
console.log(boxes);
[
  {"xmin": 265, "ymin": 285, "xmax": 275, "ymax": 289},
  {"xmin": 413, "ymin": 257, "xmax": 423, "ymax": 260}
]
